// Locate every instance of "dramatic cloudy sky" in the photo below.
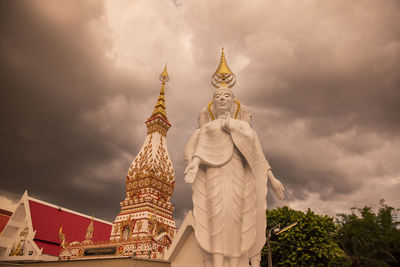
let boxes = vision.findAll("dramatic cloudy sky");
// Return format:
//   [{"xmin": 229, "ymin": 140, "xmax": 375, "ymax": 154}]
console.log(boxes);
[{"xmin": 1, "ymin": 0, "xmax": 399, "ymax": 226}]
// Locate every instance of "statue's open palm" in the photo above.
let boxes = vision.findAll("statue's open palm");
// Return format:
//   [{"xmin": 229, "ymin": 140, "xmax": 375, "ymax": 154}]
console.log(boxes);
[
  {"xmin": 268, "ymin": 171, "xmax": 285, "ymax": 200},
  {"xmin": 184, "ymin": 157, "xmax": 200, "ymax": 184}
]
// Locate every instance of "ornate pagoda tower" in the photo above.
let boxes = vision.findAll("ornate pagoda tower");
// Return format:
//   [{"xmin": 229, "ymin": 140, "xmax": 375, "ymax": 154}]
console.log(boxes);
[{"xmin": 109, "ymin": 65, "xmax": 176, "ymax": 259}]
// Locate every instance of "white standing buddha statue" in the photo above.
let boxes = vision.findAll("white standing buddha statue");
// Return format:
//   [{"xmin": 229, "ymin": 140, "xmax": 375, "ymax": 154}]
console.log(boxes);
[{"xmin": 184, "ymin": 48, "xmax": 284, "ymax": 267}]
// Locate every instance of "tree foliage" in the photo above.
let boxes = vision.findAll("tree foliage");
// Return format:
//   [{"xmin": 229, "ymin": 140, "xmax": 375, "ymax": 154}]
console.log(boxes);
[
  {"xmin": 262, "ymin": 206, "xmax": 347, "ymax": 266},
  {"xmin": 335, "ymin": 199, "xmax": 400, "ymax": 267}
]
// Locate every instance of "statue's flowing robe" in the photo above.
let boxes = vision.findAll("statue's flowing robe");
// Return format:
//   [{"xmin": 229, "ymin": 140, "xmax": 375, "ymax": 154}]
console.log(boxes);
[{"xmin": 184, "ymin": 117, "xmax": 270, "ymax": 259}]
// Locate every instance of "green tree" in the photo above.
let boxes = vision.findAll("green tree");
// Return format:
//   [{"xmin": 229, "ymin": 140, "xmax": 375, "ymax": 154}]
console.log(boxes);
[
  {"xmin": 335, "ymin": 200, "xmax": 400, "ymax": 267},
  {"xmin": 262, "ymin": 206, "xmax": 347, "ymax": 267}
]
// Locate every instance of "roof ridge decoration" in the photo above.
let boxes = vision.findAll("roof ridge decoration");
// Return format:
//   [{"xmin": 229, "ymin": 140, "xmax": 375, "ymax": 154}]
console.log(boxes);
[
  {"xmin": 211, "ymin": 47, "xmax": 236, "ymax": 89},
  {"xmin": 59, "ymin": 227, "xmax": 66, "ymax": 248}
]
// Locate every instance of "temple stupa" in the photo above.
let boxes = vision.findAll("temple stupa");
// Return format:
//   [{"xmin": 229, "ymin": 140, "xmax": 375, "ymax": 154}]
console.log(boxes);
[{"xmin": 59, "ymin": 66, "xmax": 176, "ymax": 260}]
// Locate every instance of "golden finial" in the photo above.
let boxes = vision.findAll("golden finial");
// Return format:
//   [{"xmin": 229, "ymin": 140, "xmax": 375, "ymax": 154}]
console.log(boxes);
[
  {"xmin": 9, "ymin": 243, "xmax": 16, "ymax": 256},
  {"xmin": 14, "ymin": 242, "xmax": 22, "ymax": 256},
  {"xmin": 211, "ymin": 47, "xmax": 236, "ymax": 88}
]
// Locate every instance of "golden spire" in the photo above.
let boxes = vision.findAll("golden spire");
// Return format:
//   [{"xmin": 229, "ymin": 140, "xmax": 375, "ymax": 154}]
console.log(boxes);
[
  {"xmin": 149, "ymin": 64, "xmax": 169, "ymax": 121},
  {"xmin": 211, "ymin": 47, "xmax": 236, "ymax": 88}
]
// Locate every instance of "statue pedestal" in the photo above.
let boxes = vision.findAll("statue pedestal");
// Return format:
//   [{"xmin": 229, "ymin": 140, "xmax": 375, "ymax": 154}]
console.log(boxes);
[
  {"xmin": 165, "ymin": 211, "xmax": 252, "ymax": 267},
  {"xmin": 165, "ymin": 210, "xmax": 203, "ymax": 267}
]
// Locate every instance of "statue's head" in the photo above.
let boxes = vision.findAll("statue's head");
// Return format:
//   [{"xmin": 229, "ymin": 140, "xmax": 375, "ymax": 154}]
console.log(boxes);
[{"xmin": 213, "ymin": 86, "xmax": 235, "ymax": 117}]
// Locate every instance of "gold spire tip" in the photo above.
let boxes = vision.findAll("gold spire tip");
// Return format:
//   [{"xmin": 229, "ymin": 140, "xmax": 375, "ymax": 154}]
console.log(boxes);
[{"xmin": 159, "ymin": 64, "xmax": 169, "ymax": 83}]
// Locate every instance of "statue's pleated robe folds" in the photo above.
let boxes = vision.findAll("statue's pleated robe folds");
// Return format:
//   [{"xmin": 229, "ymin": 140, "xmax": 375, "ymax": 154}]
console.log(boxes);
[{"xmin": 185, "ymin": 118, "xmax": 270, "ymax": 260}]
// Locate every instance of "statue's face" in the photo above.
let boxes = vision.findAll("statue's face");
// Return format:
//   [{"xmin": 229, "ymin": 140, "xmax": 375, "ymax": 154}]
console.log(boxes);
[{"xmin": 213, "ymin": 88, "xmax": 234, "ymax": 115}]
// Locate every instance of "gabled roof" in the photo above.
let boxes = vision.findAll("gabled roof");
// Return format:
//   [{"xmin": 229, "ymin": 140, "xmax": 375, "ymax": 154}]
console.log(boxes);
[
  {"xmin": 28, "ymin": 197, "xmax": 112, "ymax": 256},
  {"xmin": 0, "ymin": 208, "xmax": 12, "ymax": 234}
]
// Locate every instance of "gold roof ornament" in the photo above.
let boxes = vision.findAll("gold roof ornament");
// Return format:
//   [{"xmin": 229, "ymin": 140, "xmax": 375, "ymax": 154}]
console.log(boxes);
[
  {"xmin": 211, "ymin": 47, "xmax": 236, "ymax": 88},
  {"xmin": 59, "ymin": 226, "xmax": 66, "ymax": 248},
  {"xmin": 85, "ymin": 216, "xmax": 95, "ymax": 241}
]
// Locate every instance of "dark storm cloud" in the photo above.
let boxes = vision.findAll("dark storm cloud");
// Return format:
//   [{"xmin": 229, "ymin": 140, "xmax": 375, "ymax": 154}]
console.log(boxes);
[
  {"xmin": 169, "ymin": 0, "xmax": 400, "ymax": 215},
  {"xmin": 236, "ymin": 0, "xmax": 400, "ymax": 207},
  {"xmin": 1, "ymin": 0, "xmax": 400, "ymax": 225},
  {"xmin": 243, "ymin": 1, "xmax": 400, "ymax": 139},
  {"xmin": 0, "ymin": 1, "xmax": 150, "ymax": 221}
]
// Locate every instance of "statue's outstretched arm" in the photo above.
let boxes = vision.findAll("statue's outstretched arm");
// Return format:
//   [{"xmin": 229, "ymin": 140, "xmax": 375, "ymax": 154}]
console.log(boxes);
[
  {"xmin": 184, "ymin": 156, "xmax": 200, "ymax": 184},
  {"xmin": 267, "ymin": 170, "xmax": 285, "ymax": 200}
]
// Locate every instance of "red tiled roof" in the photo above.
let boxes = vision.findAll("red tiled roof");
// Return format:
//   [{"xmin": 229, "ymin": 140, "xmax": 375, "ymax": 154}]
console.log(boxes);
[
  {"xmin": 0, "ymin": 208, "xmax": 12, "ymax": 233},
  {"xmin": 34, "ymin": 240, "xmax": 61, "ymax": 257},
  {"xmin": 28, "ymin": 199, "xmax": 112, "ymax": 256}
]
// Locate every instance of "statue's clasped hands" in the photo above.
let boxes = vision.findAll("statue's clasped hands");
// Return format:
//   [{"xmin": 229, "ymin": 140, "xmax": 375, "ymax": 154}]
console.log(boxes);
[{"xmin": 221, "ymin": 111, "xmax": 231, "ymax": 132}]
